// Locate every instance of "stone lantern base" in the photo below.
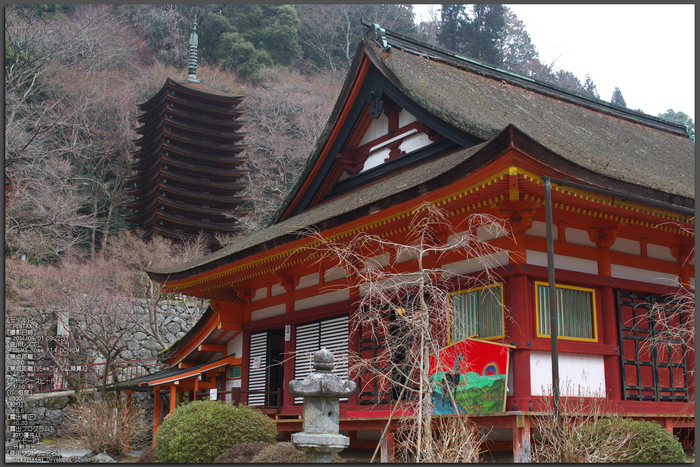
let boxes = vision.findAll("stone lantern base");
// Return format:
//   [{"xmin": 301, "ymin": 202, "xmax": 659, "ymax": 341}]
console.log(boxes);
[{"xmin": 291, "ymin": 432, "xmax": 349, "ymax": 463}]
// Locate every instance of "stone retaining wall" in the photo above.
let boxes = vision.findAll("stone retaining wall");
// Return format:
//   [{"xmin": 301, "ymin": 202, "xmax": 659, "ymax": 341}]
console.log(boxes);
[{"xmin": 7, "ymin": 299, "xmax": 204, "ymax": 442}]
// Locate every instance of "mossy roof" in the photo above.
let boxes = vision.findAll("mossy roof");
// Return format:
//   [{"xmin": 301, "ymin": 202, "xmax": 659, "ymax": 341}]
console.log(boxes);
[{"xmin": 369, "ymin": 39, "xmax": 694, "ymax": 198}]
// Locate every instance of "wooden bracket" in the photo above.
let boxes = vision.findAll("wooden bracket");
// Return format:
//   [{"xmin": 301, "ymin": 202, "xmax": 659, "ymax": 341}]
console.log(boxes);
[{"xmin": 588, "ymin": 225, "xmax": 620, "ymax": 248}]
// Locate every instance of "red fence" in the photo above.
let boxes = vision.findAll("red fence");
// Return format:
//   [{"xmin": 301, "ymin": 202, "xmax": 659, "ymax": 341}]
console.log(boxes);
[{"xmin": 24, "ymin": 358, "xmax": 164, "ymax": 393}]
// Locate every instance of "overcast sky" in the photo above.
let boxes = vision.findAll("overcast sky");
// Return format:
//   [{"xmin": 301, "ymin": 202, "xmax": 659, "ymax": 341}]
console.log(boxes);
[{"xmin": 413, "ymin": 4, "xmax": 695, "ymax": 121}]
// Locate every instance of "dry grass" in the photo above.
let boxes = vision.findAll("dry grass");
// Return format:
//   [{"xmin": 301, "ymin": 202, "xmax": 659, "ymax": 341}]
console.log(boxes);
[
  {"xmin": 63, "ymin": 394, "xmax": 151, "ymax": 457},
  {"xmin": 396, "ymin": 415, "xmax": 486, "ymax": 463}
]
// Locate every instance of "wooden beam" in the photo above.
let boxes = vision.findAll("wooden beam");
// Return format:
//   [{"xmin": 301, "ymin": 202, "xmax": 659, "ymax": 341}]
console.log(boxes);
[
  {"xmin": 218, "ymin": 321, "xmax": 241, "ymax": 331},
  {"xmin": 178, "ymin": 361, "xmax": 197, "ymax": 369},
  {"xmin": 198, "ymin": 344, "xmax": 227, "ymax": 353}
]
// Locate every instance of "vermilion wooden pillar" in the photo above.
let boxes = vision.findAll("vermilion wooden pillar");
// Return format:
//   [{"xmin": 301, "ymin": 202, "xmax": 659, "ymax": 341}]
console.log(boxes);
[
  {"xmin": 169, "ymin": 384, "xmax": 177, "ymax": 414},
  {"xmin": 507, "ymin": 274, "xmax": 531, "ymax": 407},
  {"xmin": 241, "ymin": 331, "xmax": 250, "ymax": 405},
  {"xmin": 152, "ymin": 385, "xmax": 161, "ymax": 445},
  {"xmin": 600, "ymin": 286, "xmax": 622, "ymax": 401}
]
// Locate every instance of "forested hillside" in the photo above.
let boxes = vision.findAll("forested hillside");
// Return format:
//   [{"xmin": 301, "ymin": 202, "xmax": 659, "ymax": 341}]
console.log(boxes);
[{"xmin": 5, "ymin": 3, "xmax": 694, "ymax": 265}]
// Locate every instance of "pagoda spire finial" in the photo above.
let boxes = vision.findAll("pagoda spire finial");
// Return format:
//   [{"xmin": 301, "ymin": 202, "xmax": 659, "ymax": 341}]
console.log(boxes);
[{"xmin": 186, "ymin": 18, "xmax": 200, "ymax": 83}]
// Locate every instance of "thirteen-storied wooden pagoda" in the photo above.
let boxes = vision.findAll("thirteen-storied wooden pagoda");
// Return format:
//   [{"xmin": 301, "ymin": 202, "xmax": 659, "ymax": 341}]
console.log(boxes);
[{"xmin": 124, "ymin": 23, "xmax": 249, "ymax": 247}]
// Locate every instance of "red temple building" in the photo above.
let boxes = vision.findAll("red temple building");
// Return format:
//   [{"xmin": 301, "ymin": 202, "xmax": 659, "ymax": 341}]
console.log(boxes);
[
  {"xmin": 123, "ymin": 23, "xmax": 249, "ymax": 246},
  {"xmin": 117, "ymin": 24, "xmax": 694, "ymax": 461}
]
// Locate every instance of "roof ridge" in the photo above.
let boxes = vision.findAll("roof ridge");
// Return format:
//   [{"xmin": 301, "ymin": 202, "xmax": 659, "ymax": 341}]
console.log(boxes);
[{"xmin": 364, "ymin": 20, "xmax": 690, "ymax": 138}]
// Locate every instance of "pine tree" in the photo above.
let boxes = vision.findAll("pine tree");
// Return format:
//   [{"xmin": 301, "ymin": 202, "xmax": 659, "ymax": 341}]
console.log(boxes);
[
  {"xmin": 583, "ymin": 74, "xmax": 600, "ymax": 99},
  {"xmin": 611, "ymin": 86, "xmax": 627, "ymax": 107},
  {"xmin": 437, "ymin": 4, "xmax": 467, "ymax": 53},
  {"xmin": 462, "ymin": 4, "xmax": 506, "ymax": 66}
]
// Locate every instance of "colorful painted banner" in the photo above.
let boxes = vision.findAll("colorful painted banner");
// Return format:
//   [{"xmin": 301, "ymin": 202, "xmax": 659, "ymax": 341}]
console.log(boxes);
[{"xmin": 429, "ymin": 337, "xmax": 511, "ymax": 414}]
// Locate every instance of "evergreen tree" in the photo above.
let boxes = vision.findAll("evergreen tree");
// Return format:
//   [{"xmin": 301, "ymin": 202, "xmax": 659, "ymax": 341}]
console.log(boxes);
[
  {"xmin": 611, "ymin": 86, "xmax": 627, "ymax": 107},
  {"xmin": 462, "ymin": 4, "xmax": 506, "ymax": 66},
  {"xmin": 198, "ymin": 5, "xmax": 301, "ymax": 79},
  {"xmin": 658, "ymin": 109, "xmax": 695, "ymax": 141},
  {"xmin": 437, "ymin": 5, "xmax": 506, "ymax": 67},
  {"xmin": 582, "ymin": 74, "xmax": 600, "ymax": 99},
  {"xmin": 498, "ymin": 7, "xmax": 540, "ymax": 76},
  {"xmin": 437, "ymin": 4, "xmax": 468, "ymax": 53}
]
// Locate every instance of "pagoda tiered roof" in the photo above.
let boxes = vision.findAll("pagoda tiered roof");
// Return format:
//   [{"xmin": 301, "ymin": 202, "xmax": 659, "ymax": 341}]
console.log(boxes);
[{"xmin": 124, "ymin": 78, "xmax": 249, "ymax": 247}]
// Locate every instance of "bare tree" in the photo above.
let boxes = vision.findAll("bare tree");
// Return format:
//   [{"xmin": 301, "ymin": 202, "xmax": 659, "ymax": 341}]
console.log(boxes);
[
  {"xmin": 295, "ymin": 4, "xmax": 416, "ymax": 73},
  {"xmin": 240, "ymin": 67, "xmax": 341, "ymax": 229},
  {"xmin": 5, "ymin": 230, "xmax": 209, "ymax": 392},
  {"xmin": 103, "ymin": 230, "xmax": 209, "ymax": 352},
  {"xmin": 305, "ymin": 202, "xmax": 511, "ymax": 461},
  {"xmin": 4, "ymin": 5, "xmax": 151, "ymax": 261},
  {"xmin": 6, "ymin": 257, "xmax": 142, "ymax": 392}
]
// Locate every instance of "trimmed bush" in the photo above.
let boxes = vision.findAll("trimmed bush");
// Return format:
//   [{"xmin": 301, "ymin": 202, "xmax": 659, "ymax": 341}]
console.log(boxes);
[
  {"xmin": 154, "ymin": 401, "xmax": 277, "ymax": 463},
  {"xmin": 250, "ymin": 442, "xmax": 345, "ymax": 463},
  {"xmin": 611, "ymin": 418, "xmax": 685, "ymax": 463},
  {"xmin": 577, "ymin": 417, "xmax": 686, "ymax": 463},
  {"xmin": 214, "ymin": 442, "xmax": 272, "ymax": 463}
]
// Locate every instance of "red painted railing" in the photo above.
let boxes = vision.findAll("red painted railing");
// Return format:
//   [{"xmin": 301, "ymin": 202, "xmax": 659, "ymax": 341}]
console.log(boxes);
[{"xmin": 24, "ymin": 358, "xmax": 164, "ymax": 393}]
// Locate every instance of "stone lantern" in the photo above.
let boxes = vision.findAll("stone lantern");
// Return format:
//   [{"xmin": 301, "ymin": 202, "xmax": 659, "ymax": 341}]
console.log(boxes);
[{"xmin": 289, "ymin": 348, "xmax": 356, "ymax": 462}]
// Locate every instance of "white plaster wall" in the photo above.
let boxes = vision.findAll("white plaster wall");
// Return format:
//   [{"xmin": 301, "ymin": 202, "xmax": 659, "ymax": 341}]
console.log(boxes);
[
  {"xmin": 647, "ymin": 244, "xmax": 675, "ymax": 262},
  {"xmin": 397, "ymin": 132, "xmax": 432, "ymax": 154},
  {"xmin": 396, "ymin": 248, "xmax": 421, "ymax": 264},
  {"xmin": 526, "ymin": 250, "xmax": 599, "ymax": 275},
  {"xmin": 324, "ymin": 266, "xmax": 349, "ymax": 282},
  {"xmin": 251, "ymin": 287, "xmax": 267, "ymax": 302},
  {"xmin": 363, "ymin": 253, "xmax": 391, "ymax": 271},
  {"xmin": 610, "ymin": 264, "xmax": 678, "ymax": 285},
  {"xmin": 398, "ymin": 109, "xmax": 416, "ymax": 127},
  {"xmin": 359, "ymin": 113, "xmax": 389, "ymax": 145},
  {"xmin": 476, "ymin": 224, "xmax": 509, "ymax": 241},
  {"xmin": 565, "ymin": 227, "xmax": 597, "ymax": 247},
  {"xmin": 362, "ymin": 147, "xmax": 392, "ymax": 172},
  {"xmin": 294, "ymin": 288, "xmax": 350, "ymax": 312},
  {"xmin": 610, "ymin": 237, "xmax": 640, "ymax": 255},
  {"xmin": 441, "ymin": 250, "xmax": 510, "ymax": 277},
  {"xmin": 530, "ymin": 351, "xmax": 606, "ymax": 397},
  {"xmin": 226, "ymin": 332, "xmax": 243, "ymax": 358},
  {"xmin": 251, "ymin": 303, "xmax": 285, "ymax": 321},
  {"xmin": 525, "ymin": 221, "xmax": 555, "ymax": 240},
  {"xmin": 270, "ymin": 283, "xmax": 286, "ymax": 297},
  {"xmin": 297, "ymin": 272, "xmax": 320, "ymax": 290}
]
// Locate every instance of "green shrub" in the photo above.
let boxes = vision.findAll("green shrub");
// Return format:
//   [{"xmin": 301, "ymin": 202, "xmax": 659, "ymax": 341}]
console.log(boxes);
[
  {"xmin": 214, "ymin": 442, "xmax": 273, "ymax": 463},
  {"xmin": 615, "ymin": 418, "xmax": 685, "ymax": 463},
  {"xmin": 578, "ymin": 417, "xmax": 686, "ymax": 463},
  {"xmin": 250, "ymin": 442, "xmax": 345, "ymax": 463},
  {"xmin": 154, "ymin": 401, "xmax": 277, "ymax": 463}
]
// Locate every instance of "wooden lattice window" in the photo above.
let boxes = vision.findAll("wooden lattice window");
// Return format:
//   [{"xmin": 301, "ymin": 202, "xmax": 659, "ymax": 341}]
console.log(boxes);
[
  {"xmin": 449, "ymin": 284, "xmax": 504, "ymax": 341},
  {"xmin": 536, "ymin": 282, "xmax": 597, "ymax": 342},
  {"xmin": 294, "ymin": 315, "xmax": 349, "ymax": 404}
]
